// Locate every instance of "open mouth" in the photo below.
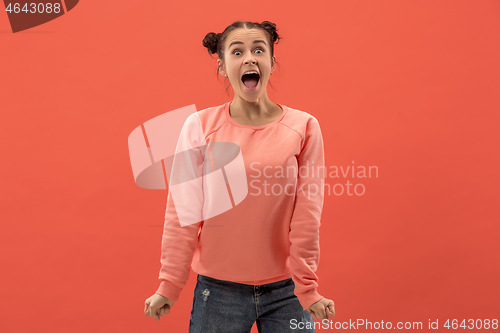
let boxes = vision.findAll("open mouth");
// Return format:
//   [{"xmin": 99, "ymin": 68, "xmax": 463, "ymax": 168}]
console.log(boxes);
[{"xmin": 241, "ymin": 72, "xmax": 260, "ymax": 89}]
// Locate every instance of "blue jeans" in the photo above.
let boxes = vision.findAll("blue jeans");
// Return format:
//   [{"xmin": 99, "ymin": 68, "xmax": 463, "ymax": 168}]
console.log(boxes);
[{"xmin": 189, "ymin": 274, "xmax": 315, "ymax": 332}]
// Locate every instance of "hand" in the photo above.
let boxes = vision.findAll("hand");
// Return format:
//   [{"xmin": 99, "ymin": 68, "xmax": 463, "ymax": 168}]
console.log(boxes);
[
  {"xmin": 144, "ymin": 293, "xmax": 176, "ymax": 321},
  {"xmin": 306, "ymin": 297, "xmax": 335, "ymax": 321}
]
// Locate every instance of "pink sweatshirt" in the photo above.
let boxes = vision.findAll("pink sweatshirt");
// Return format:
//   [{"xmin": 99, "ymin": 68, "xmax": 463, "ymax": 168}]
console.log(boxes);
[{"xmin": 155, "ymin": 101, "xmax": 325, "ymax": 311}]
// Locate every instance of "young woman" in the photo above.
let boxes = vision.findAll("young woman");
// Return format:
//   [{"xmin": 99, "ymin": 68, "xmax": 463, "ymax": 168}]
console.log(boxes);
[{"xmin": 144, "ymin": 20, "xmax": 335, "ymax": 332}]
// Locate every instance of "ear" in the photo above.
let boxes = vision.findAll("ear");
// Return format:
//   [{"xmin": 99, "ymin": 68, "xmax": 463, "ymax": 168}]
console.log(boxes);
[
  {"xmin": 217, "ymin": 59, "xmax": 226, "ymax": 77},
  {"xmin": 271, "ymin": 56, "xmax": 276, "ymax": 73}
]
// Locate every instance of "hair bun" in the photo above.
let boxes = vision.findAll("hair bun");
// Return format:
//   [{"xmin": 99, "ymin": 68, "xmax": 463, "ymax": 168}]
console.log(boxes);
[
  {"xmin": 202, "ymin": 32, "xmax": 221, "ymax": 55},
  {"xmin": 261, "ymin": 21, "xmax": 280, "ymax": 43}
]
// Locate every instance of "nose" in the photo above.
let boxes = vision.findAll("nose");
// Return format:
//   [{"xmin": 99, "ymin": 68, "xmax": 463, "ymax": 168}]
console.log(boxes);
[{"xmin": 243, "ymin": 51, "xmax": 257, "ymax": 65}]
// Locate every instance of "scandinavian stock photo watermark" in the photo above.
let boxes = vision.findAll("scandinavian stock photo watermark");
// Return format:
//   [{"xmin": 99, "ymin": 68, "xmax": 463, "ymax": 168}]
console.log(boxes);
[
  {"xmin": 248, "ymin": 160, "xmax": 379, "ymax": 199},
  {"xmin": 129, "ymin": 105, "xmax": 380, "ymax": 227},
  {"xmin": 290, "ymin": 318, "xmax": 499, "ymax": 330}
]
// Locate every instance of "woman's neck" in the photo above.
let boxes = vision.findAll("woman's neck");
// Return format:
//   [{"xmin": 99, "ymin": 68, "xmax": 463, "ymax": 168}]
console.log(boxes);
[{"xmin": 229, "ymin": 95, "xmax": 280, "ymax": 121}]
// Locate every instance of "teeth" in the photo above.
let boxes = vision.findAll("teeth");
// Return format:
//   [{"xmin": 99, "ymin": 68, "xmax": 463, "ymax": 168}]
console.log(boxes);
[{"xmin": 243, "ymin": 71, "xmax": 259, "ymax": 75}]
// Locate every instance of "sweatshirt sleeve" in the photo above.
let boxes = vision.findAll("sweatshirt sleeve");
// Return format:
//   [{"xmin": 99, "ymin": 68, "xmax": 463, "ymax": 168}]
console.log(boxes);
[
  {"xmin": 289, "ymin": 116, "xmax": 326, "ymax": 311},
  {"xmin": 155, "ymin": 113, "xmax": 205, "ymax": 301}
]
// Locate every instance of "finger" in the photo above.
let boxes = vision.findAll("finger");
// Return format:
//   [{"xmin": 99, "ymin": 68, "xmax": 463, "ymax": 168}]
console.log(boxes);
[
  {"xmin": 319, "ymin": 309, "xmax": 326, "ymax": 321},
  {"xmin": 159, "ymin": 307, "xmax": 165, "ymax": 317},
  {"xmin": 328, "ymin": 305, "xmax": 335, "ymax": 317},
  {"xmin": 309, "ymin": 309, "xmax": 317, "ymax": 320},
  {"xmin": 144, "ymin": 302, "xmax": 149, "ymax": 316},
  {"xmin": 148, "ymin": 306, "xmax": 156, "ymax": 319}
]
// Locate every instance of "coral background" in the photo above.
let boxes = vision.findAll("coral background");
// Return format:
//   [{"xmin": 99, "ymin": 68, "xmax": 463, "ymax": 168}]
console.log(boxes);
[{"xmin": 1, "ymin": 0, "xmax": 499, "ymax": 331}]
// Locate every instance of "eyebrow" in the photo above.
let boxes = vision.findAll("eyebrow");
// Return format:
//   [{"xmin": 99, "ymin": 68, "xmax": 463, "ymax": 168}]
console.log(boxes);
[{"xmin": 228, "ymin": 40, "xmax": 267, "ymax": 49}]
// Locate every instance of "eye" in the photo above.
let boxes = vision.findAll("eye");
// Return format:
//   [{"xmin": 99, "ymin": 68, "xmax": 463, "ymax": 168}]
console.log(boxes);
[{"xmin": 232, "ymin": 48, "xmax": 264, "ymax": 56}]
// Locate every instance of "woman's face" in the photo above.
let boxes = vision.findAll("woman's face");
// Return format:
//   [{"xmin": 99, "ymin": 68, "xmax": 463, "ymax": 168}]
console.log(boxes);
[{"xmin": 218, "ymin": 28, "xmax": 275, "ymax": 101}]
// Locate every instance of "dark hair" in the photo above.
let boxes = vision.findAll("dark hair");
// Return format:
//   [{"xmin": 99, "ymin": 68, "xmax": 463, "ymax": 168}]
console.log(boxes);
[{"xmin": 202, "ymin": 21, "xmax": 282, "ymax": 93}]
